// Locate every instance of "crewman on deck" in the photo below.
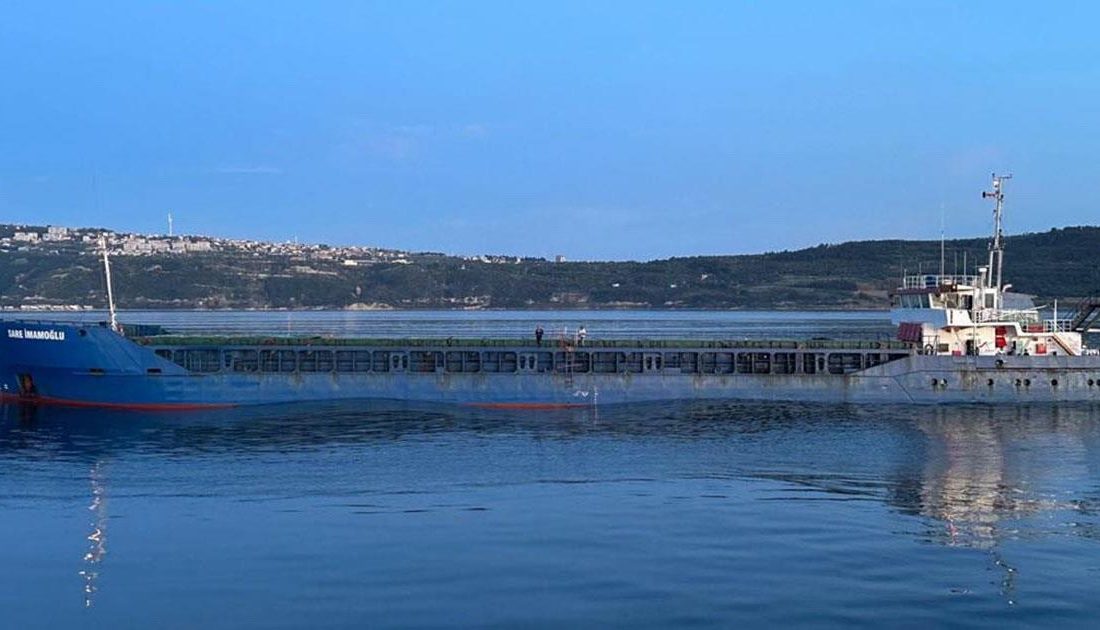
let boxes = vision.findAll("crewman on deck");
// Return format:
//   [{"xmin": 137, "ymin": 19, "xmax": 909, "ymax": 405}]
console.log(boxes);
[{"xmin": 535, "ymin": 325, "xmax": 544, "ymax": 346}]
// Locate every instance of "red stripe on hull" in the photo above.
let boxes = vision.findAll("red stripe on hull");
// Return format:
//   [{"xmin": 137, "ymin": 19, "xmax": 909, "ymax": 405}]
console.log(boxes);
[
  {"xmin": 0, "ymin": 392, "xmax": 588, "ymax": 412},
  {"xmin": 0, "ymin": 392, "xmax": 236, "ymax": 411},
  {"xmin": 464, "ymin": 402, "xmax": 590, "ymax": 410}
]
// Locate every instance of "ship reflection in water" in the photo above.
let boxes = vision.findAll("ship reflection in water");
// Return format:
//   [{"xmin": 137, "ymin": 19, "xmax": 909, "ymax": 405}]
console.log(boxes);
[
  {"xmin": 906, "ymin": 406, "xmax": 1099, "ymax": 603},
  {"xmin": 914, "ymin": 408, "xmax": 1087, "ymax": 548},
  {"xmin": 78, "ymin": 461, "xmax": 108, "ymax": 608},
  {"xmin": 3, "ymin": 400, "xmax": 1100, "ymax": 626}
]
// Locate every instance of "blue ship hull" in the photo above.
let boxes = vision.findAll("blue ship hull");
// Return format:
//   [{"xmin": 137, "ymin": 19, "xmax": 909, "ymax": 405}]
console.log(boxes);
[{"xmin": 4, "ymin": 319, "xmax": 1100, "ymax": 408}]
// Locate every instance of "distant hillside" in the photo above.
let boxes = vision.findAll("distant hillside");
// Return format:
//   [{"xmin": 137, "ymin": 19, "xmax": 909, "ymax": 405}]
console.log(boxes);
[{"xmin": 2, "ymin": 224, "xmax": 1099, "ymax": 310}]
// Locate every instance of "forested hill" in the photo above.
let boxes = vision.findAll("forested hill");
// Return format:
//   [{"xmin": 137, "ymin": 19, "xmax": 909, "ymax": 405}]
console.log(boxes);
[{"xmin": 2, "ymin": 225, "xmax": 1098, "ymax": 310}]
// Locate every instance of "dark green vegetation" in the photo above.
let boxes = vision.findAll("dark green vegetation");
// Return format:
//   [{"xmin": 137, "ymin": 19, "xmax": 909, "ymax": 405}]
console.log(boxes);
[{"xmin": 2, "ymin": 225, "xmax": 1099, "ymax": 310}]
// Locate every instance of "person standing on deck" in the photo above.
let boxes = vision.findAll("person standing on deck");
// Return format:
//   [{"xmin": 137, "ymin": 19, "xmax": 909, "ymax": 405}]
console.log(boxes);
[
  {"xmin": 535, "ymin": 325, "xmax": 544, "ymax": 346},
  {"xmin": 577, "ymin": 325, "xmax": 587, "ymax": 346}
]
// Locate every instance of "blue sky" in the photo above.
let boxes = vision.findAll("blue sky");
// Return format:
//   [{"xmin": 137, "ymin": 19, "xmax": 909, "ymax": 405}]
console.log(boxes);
[{"xmin": 2, "ymin": 1, "xmax": 1098, "ymax": 260}]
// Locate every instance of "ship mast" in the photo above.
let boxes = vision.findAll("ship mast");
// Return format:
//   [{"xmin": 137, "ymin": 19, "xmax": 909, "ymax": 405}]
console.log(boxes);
[
  {"xmin": 99, "ymin": 235, "xmax": 119, "ymax": 333},
  {"xmin": 982, "ymin": 173, "xmax": 1011, "ymax": 308}
]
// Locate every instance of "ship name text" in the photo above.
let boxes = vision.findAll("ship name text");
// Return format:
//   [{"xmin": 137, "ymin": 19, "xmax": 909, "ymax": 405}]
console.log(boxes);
[{"xmin": 7, "ymin": 328, "xmax": 66, "ymax": 341}]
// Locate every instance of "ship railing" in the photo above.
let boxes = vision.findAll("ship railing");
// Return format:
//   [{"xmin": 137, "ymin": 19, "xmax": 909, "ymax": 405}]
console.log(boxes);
[
  {"xmin": 974, "ymin": 309, "xmax": 1040, "ymax": 325},
  {"xmin": 132, "ymin": 334, "xmax": 913, "ymax": 351},
  {"xmin": 901, "ymin": 274, "xmax": 979, "ymax": 290},
  {"xmin": 1043, "ymin": 319, "xmax": 1075, "ymax": 333}
]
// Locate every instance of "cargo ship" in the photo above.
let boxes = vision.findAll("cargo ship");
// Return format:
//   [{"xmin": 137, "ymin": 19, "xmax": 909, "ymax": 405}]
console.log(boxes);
[{"xmin": 2, "ymin": 175, "xmax": 1099, "ymax": 409}]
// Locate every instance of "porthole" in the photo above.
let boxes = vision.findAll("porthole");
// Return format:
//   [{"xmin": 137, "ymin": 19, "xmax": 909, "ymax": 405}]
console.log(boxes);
[
  {"xmin": 1089, "ymin": 379, "xmax": 1095, "ymax": 387},
  {"xmin": 1015, "ymin": 378, "xmax": 1022, "ymax": 387},
  {"xmin": 931, "ymin": 378, "xmax": 939, "ymax": 388},
  {"xmin": 987, "ymin": 378, "xmax": 994, "ymax": 387},
  {"xmin": 1024, "ymin": 378, "xmax": 1031, "ymax": 387},
  {"xmin": 1051, "ymin": 379, "xmax": 1059, "ymax": 388}
]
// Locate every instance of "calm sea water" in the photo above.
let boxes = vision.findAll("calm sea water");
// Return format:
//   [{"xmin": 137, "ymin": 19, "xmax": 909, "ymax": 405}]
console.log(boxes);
[{"xmin": 3, "ymin": 311, "xmax": 1100, "ymax": 628}]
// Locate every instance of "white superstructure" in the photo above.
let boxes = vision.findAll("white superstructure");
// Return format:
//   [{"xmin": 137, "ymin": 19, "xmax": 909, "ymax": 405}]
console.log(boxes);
[{"xmin": 891, "ymin": 174, "xmax": 1089, "ymax": 358}]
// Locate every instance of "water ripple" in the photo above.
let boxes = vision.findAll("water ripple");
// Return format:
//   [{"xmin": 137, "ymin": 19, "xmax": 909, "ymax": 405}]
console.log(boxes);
[{"xmin": 3, "ymin": 312, "xmax": 1100, "ymax": 626}]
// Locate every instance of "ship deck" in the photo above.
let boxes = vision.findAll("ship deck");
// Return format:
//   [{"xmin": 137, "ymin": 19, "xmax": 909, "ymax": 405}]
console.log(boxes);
[{"xmin": 132, "ymin": 335, "xmax": 911, "ymax": 351}]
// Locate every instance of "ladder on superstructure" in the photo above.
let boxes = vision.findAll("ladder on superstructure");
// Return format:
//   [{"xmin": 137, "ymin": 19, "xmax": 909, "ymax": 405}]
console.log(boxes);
[{"xmin": 1069, "ymin": 294, "xmax": 1100, "ymax": 332}]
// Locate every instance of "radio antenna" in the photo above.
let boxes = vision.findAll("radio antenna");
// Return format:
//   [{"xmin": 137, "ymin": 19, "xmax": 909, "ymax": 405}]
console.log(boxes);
[{"xmin": 939, "ymin": 202, "xmax": 945, "ymax": 279}]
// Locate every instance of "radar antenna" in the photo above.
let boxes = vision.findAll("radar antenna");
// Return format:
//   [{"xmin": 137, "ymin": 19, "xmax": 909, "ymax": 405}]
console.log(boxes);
[{"xmin": 982, "ymin": 173, "xmax": 1012, "ymax": 305}]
